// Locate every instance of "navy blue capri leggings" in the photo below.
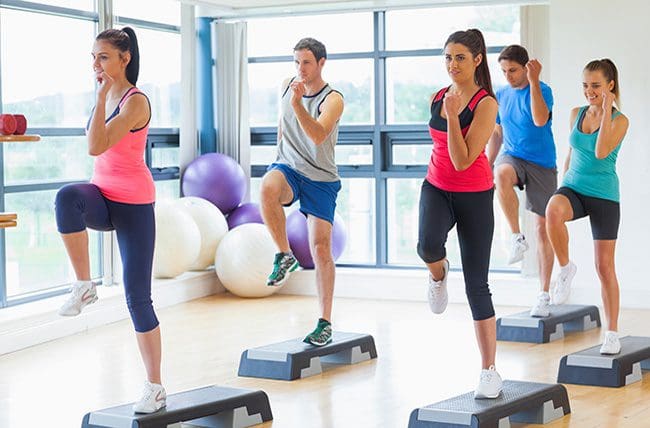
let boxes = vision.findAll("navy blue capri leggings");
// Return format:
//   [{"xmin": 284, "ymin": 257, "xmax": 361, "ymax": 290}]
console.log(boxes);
[
  {"xmin": 55, "ymin": 183, "xmax": 158, "ymax": 333},
  {"xmin": 417, "ymin": 180, "xmax": 496, "ymax": 321}
]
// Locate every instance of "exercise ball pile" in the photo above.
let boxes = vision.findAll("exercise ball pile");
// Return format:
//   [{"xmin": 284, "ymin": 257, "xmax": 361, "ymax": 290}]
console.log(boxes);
[
  {"xmin": 214, "ymin": 223, "xmax": 279, "ymax": 297},
  {"xmin": 174, "ymin": 152, "xmax": 348, "ymax": 296},
  {"xmin": 286, "ymin": 210, "xmax": 347, "ymax": 269}
]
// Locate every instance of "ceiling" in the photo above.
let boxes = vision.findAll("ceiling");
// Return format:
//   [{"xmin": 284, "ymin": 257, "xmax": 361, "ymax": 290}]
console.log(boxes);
[{"xmin": 179, "ymin": 0, "xmax": 541, "ymax": 18}]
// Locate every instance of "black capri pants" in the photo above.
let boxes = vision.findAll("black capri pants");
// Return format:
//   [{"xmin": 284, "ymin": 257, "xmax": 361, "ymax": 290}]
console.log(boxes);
[{"xmin": 417, "ymin": 180, "xmax": 495, "ymax": 321}]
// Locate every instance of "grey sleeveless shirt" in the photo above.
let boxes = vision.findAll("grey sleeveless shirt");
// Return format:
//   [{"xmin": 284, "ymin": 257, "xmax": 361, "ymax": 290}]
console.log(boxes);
[{"xmin": 276, "ymin": 78, "xmax": 341, "ymax": 182}]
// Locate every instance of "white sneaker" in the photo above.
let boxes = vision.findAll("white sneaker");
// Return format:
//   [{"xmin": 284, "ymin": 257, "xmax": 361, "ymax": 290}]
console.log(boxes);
[
  {"xmin": 507, "ymin": 233, "xmax": 529, "ymax": 264},
  {"xmin": 600, "ymin": 331, "xmax": 621, "ymax": 355},
  {"xmin": 427, "ymin": 259, "xmax": 449, "ymax": 314},
  {"xmin": 133, "ymin": 381, "xmax": 167, "ymax": 414},
  {"xmin": 552, "ymin": 262, "xmax": 576, "ymax": 305},
  {"xmin": 474, "ymin": 365, "xmax": 503, "ymax": 399},
  {"xmin": 530, "ymin": 291, "xmax": 551, "ymax": 317},
  {"xmin": 58, "ymin": 281, "xmax": 97, "ymax": 316}
]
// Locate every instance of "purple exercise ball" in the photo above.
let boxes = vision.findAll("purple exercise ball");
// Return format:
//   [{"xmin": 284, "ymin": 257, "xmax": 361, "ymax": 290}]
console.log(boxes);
[
  {"xmin": 181, "ymin": 153, "xmax": 247, "ymax": 215},
  {"xmin": 227, "ymin": 202, "xmax": 264, "ymax": 229},
  {"xmin": 286, "ymin": 210, "xmax": 347, "ymax": 269}
]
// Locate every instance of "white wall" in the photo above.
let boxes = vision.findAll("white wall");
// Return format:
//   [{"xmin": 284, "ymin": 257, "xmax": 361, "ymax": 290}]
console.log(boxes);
[{"xmin": 549, "ymin": 0, "xmax": 650, "ymax": 308}]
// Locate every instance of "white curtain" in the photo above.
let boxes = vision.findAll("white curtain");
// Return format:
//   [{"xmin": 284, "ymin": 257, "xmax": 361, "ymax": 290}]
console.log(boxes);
[
  {"xmin": 520, "ymin": 4, "xmax": 551, "ymax": 278},
  {"xmin": 212, "ymin": 21, "xmax": 251, "ymax": 198}
]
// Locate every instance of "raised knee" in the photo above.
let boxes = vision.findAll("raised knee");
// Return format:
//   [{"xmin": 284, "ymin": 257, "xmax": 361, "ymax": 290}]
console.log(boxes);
[
  {"xmin": 417, "ymin": 241, "xmax": 443, "ymax": 264},
  {"xmin": 260, "ymin": 180, "xmax": 280, "ymax": 204},
  {"xmin": 495, "ymin": 166, "xmax": 515, "ymax": 187}
]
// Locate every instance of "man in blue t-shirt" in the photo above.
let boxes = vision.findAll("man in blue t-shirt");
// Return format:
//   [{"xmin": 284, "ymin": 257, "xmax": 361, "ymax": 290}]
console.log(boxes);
[{"xmin": 488, "ymin": 45, "xmax": 557, "ymax": 317}]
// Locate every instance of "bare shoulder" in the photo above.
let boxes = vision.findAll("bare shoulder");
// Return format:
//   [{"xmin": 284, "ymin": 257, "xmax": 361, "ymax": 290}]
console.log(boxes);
[
  {"xmin": 475, "ymin": 95, "xmax": 498, "ymax": 113},
  {"xmin": 121, "ymin": 92, "xmax": 149, "ymax": 112},
  {"xmin": 320, "ymin": 90, "xmax": 344, "ymax": 116},
  {"xmin": 614, "ymin": 111, "xmax": 629, "ymax": 123},
  {"xmin": 324, "ymin": 90, "xmax": 344, "ymax": 104},
  {"xmin": 428, "ymin": 87, "xmax": 444, "ymax": 106}
]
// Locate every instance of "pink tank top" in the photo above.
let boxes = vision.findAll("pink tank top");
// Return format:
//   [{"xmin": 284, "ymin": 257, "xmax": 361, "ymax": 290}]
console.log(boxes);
[
  {"xmin": 90, "ymin": 87, "xmax": 155, "ymax": 204},
  {"xmin": 425, "ymin": 87, "xmax": 494, "ymax": 192}
]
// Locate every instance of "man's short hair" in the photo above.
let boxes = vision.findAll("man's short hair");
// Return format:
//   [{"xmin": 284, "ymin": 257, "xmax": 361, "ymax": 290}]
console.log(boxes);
[
  {"xmin": 498, "ymin": 45, "xmax": 529, "ymax": 67},
  {"xmin": 294, "ymin": 37, "xmax": 327, "ymax": 62}
]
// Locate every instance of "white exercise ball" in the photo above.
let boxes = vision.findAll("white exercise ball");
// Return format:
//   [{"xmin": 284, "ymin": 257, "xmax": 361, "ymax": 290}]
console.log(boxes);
[
  {"xmin": 175, "ymin": 196, "xmax": 228, "ymax": 270},
  {"xmin": 215, "ymin": 223, "xmax": 281, "ymax": 298},
  {"xmin": 153, "ymin": 200, "xmax": 201, "ymax": 278}
]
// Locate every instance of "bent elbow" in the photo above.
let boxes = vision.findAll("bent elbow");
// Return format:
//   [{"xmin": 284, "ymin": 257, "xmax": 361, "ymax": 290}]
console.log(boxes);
[
  {"xmin": 595, "ymin": 151, "xmax": 608, "ymax": 160},
  {"xmin": 88, "ymin": 146, "xmax": 104, "ymax": 156},
  {"xmin": 452, "ymin": 160, "xmax": 470, "ymax": 172},
  {"xmin": 312, "ymin": 133, "xmax": 328, "ymax": 146}
]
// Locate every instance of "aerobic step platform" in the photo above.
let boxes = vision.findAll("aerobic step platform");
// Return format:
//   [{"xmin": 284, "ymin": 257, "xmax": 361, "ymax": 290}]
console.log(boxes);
[
  {"xmin": 238, "ymin": 331, "xmax": 377, "ymax": 380},
  {"xmin": 497, "ymin": 304, "xmax": 600, "ymax": 343},
  {"xmin": 408, "ymin": 380, "xmax": 570, "ymax": 428},
  {"xmin": 557, "ymin": 336, "xmax": 650, "ymax": 387},
  {"xmin": 81, "ymin": 385, "xmax": 272, "ymax": 428}
]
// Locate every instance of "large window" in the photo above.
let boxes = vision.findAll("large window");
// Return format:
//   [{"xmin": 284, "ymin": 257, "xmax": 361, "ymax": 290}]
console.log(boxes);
[
  {"xmin": 0, "ymin": 1, "xmax": 180, "ymax": 307},
  {"xmin": 248, "ymin": 6, "xmax": 520, "ymax": 269}
]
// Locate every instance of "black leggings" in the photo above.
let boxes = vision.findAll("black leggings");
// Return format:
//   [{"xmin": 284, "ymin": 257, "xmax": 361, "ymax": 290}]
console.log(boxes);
[
  {"xmin": 55, "ymin": 183, "xmax": 158, "ymax": 333},
  {"xmin": 417, "ymin": 180, "xmax": 495, "ymax": 321}
]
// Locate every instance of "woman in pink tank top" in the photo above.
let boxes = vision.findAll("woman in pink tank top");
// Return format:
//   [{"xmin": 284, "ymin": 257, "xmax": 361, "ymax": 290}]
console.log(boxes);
[
  {"xmin": 54, "ymin": 27, "xmax": 166, "ymax": 413},
  {"xmin": 417, "ymin": 29, "xmax": 503, "ymax": 399}
]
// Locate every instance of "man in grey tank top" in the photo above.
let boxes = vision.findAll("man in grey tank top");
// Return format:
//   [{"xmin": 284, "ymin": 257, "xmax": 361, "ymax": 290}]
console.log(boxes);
[{"xmin": 260, "ymin": 37, "xmax": 344, "ymax": 346}]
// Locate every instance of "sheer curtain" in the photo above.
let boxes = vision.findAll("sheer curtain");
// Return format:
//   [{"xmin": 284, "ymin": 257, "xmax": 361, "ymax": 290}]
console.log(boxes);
[{"xmin": 212, "ymin": 21, "xmax": 251, "ymax": 198}]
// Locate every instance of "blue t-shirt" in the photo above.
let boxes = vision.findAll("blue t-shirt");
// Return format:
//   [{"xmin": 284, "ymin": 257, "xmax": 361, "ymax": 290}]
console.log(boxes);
[{"xmin": 496, "ymin": 82, "xmax": 556, "ymax": 169}]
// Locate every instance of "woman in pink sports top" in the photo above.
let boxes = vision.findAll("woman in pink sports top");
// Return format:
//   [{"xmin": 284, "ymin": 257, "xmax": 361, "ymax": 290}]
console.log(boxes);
[
  {"xmin": 54, "ymin": 27, "xmax": 166, "ymax": 414},
  {"xmin": 416, "ymin": 29, "xmax": 502, "ymax": 399}
]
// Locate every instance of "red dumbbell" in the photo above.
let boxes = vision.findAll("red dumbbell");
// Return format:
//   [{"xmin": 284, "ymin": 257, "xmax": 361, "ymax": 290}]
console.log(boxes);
[
  {"xmin": 0, "ymin": 114, "xmax": 17, "ymax": 135},
  {"xmin": 13, "ymin": 114, "xmax": 27, "ymax": 135}
]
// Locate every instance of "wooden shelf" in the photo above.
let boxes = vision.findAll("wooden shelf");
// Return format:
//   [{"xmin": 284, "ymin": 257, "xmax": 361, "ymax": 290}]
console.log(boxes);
[{"xmin": 0, "ymin": 134, "xmax": 40, "ymax": 142}]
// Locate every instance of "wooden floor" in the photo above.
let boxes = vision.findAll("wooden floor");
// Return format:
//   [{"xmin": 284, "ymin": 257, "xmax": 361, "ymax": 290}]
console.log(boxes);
[{"xmin": 1, "ymin": 293, "xmax": 649, "ymax": 427}]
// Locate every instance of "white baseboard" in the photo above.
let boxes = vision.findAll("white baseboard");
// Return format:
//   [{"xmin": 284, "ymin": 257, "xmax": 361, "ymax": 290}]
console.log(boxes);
[
  {"xmin": 279, "ymin": 267, "xmax": 650, "ymax": 310},
  {"xmin": 0, "ymin": 271, "xmax": 225, "ymax": 356}
]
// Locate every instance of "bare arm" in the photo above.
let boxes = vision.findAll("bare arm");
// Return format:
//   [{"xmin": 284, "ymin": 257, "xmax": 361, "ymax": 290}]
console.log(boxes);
[
  {"xmin": 291, "ymin": 89, "xmax": 344, "ymax": 146},
  {"xmin": 563, "ymin": 147, "xmax": 572, "ymax": 175},
  {"xmin": 88, "ymin": 92, "xmax": 149, "ymax": 156},
  {"xmin": 487, "ymin": 124, "xmax": 502, "ymax": 167},
  {"xmin": 595, "ymin": 90, "xmax": 628, "ymax": 159},
  {"xmin": 446, "ymin": 95, "xmax": 498, "ymax": 171},
  {"xmin": 563, "ymin": 107, "xmax": 581, "ymax": 174},
  {"xmin": 527, "ymin": 60, "xmax": 550, "ymax": 126}
]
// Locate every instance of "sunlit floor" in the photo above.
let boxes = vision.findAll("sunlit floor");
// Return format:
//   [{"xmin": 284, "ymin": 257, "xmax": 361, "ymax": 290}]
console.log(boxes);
[{"xmin": 1, "ymin": 293, "xmax": 649, "ymax": 427}]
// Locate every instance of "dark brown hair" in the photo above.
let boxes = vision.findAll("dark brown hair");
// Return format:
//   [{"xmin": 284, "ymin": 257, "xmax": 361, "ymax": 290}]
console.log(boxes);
[
  {"xmin": 445, "ymin": 29, "xmax": 494, "ymax": 97},
  {"xmin": 96, "ymin": 27, "xmax": 140, "ymax": 85},
  {"xmin": 294, "ymin": 37, "xmax": 327, "ymax": 62},
  {"xmin": 498, "ymin": 45, "xmax": 529, "ymax": 67}
]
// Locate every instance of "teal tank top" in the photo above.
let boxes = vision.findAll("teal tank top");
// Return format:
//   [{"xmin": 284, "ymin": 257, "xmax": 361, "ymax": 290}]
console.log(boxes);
[{"xmin": 562, "ymin": 106, "xmax": 624, "ymax": 202}]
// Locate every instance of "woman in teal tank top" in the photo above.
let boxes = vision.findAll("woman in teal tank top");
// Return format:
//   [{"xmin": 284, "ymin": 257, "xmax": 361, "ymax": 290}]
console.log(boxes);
[{"xmin": 545, "ymin": 59, "xmax": 629, "ymax": 355}]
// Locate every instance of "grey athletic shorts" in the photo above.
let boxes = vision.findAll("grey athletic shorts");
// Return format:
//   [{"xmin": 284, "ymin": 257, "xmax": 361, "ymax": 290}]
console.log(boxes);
[{"xmin": 495, "ymin": 154, "xmax": 557, "ymax": 217}]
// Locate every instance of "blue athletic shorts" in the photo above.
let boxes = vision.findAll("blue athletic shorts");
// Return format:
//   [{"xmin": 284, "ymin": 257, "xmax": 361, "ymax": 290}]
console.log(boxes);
[{"xmin": 267, "ymin": 163, "xmax": 341, "ymax": 224}]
